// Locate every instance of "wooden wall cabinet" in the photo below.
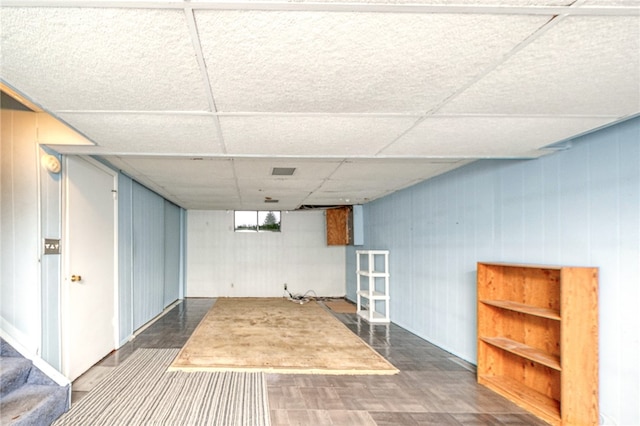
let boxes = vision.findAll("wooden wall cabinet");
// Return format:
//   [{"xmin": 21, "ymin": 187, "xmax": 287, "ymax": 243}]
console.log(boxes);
[
  {"xmin": 477, "ymin": 262, "xmax": 598, "ymax": 426},
  {"xmin": 326, "ymin": 206, "xmax": 352, "ymax": 245}
]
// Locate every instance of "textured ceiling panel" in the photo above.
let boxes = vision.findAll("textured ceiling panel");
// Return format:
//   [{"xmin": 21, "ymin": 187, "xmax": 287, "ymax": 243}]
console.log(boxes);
[
  {"xmin": 382, "ymin": 116, "xmax": 617, "ymax": 157},
  {"xmin": 237, "ymin": 177, "xmax": 324, "ymax": 191},
  {"xmin": 106, "ymin": 157, "xmax": 235, "ymax": 182},
  {"xmin": 305, "ymin": 160, "xmax": 472, "ymax": 204},
  {"xmin": 2, "ymin": 1, "xmax": 635, "ymax": 211},
  {"xmin": 328, "ymin": 159, "xmax": 469, "ymax": 180},
  {"xmin": 238, "ymin": 185, "xmax": 313, "ymax": 198},
  {"xmin": 236, "ymin": 177, "xmax": 324, "ymax": 209},
  {"xmin": 179, "ymin": 193, "xmax": 242, "ymax": 210},
  {"xmin": 56, "ymin": 113, "xmax": 224, "ymax": 154},
  {"xmin": 303, "ymin": 189, "xmax": 394, "ymax": 205},
  {"xmin": 304, "ymin": 0, "xmax": 569, "ymax": 3},
  {"xmin": 0, "ymin": 8, "xmax": 209, "ymax": 111},
  {"xmin": 237, "ymin": 186, "xmax": 312, "ymax": 210},
  {"xmin": 176, "ymin": 186, "xmax": 240, "ymax": 196},
  {"xmin": 233, "ymin": 158, "xmax": 342, "ymax": 179},
  {"xmin": 104, "ymin": 156, "xmax": 239, "ymax": 207},
  {"xmin": 196, "ymin": 11, "xmax": 551, "ymax": 113},
  {"xmin": 582, "ymin": 0, "xmax": 640, "ymax": 4},
  {"xmin": 440, "ymin": 16, "xmax": 640, "ymax": 116},
  {"xmin": 219, "ymin": 115, "xmax": 418, "ymax": 156}
]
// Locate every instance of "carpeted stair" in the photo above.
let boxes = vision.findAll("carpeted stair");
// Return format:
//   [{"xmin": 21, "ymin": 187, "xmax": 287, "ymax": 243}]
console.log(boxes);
[{"xmin": 1, "ymin": 339, "xmax": 69, "ymax": 425}]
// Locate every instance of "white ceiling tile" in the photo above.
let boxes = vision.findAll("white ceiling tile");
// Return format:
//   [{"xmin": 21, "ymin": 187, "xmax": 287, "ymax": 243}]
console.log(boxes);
[
  {"xmin": 440, "ymin": 16, "xmax": 640, "ymax": 116},
  {"xmin": 104, "ymin": 156, "xmax": 239, "ymax": 208},
  {"xmin": 56, "ymin": 113, "xmax": 224, "ymax": 154},
  {"xmin": 382, "ymin": 116, "xmax": 618, "ymax": 157},
  {"xmin": 1, "ymin": 8, "xmax": 209, "ymax": 111},
  {"xmin": 233, "ymin": 158, "xmax": 342, "ymax": 178},
  {"xmin": 303, "ymin": 189, "xmax": 392, "ymax": 205},
  {"xmin": 236, "ymin": 176, "xmax": 324, "ymax": 208},
  {"xmin": 328, "ymin": 159, "xmax": 469, "ymax": 181},
  {"xmin": 307, "ymin": 0, "xmax": 569, "ymax": 3},
  {"xmin": 196, "ymin": 11, "xmax": 551, "ymax": 113},
  {"xmin": 198, "ymin": 0, "xmax": 570, "ymax": 3},
  {"xmin": 219, "ymin": 115, "xmax": 418, "ymax": 155},
  {"xmin": 177, "ymin": 187, "xmax": 240, "ymax": 197},
  {"xmin": 181, "ymin": 196, "xmax": 243, "ymax": 210},
  {"xmin": 305, "ymin": 159, "xmax": 471, "ymax": 204},
  {"xmin": 581, "ymin": 0, "xmax": 639, "ymax": 4},
  {"xmin": 107, "ymin": 157, "xmax": 235, "ymax": 181},
  {"xmin": 317, "ymin": 159, "xmax": 469, "ymax": 198},
  {"xmin": 3, "ymin": 3, "xmax": 636, "ymax": 211}
]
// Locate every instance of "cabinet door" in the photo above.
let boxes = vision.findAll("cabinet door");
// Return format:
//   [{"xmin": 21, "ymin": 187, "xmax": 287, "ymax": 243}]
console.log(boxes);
[{"xmin": 326, "ymin": 207, "xmax": 351, "ymax": 245}]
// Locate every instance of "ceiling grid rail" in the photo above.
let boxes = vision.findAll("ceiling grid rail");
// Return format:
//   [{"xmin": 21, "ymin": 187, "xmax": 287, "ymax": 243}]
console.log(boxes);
[{"xmin": 2, "ymin": 1, "xmax": 638, "ymax": 16}]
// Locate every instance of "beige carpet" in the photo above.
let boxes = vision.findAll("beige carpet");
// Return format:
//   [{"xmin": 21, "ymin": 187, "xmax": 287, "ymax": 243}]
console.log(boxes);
[
  {"xmin": 169, "ymin": 298, "xmax": 398, "ymax": 375},
  {"xmin": 325, "ymin": 299, "xmax": 357, "ymax": 314}
]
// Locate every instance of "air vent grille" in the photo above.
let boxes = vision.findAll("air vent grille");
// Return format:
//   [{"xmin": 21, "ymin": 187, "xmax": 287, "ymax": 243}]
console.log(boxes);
[{"xmin": 271, "ymin": 167, "xmax": 296, "ymax": 176}]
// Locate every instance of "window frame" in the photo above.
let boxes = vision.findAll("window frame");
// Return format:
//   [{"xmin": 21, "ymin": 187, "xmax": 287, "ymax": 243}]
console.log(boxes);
[{"xmin": 234, "ymin": 210, "xmax": 281, "ymax": 233}]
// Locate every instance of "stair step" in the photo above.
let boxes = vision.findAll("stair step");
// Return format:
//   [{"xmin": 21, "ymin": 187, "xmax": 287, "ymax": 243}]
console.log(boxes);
[
  {"xmin": 0, "ymin": 340, "xmax": 22, "ymax": 358},
  {"xmin": 0, "ymin": 358, "xmax": 32, "ymax": 398},
  {"xmin": 0, "ymin": 384, "xmax": 68, "ymax": 426}
]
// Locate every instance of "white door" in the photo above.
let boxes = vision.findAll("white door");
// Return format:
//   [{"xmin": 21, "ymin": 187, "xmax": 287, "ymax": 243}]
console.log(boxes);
[{"xmin": 62, "ymin": 156, "xmax": 118, "ymax": 381}]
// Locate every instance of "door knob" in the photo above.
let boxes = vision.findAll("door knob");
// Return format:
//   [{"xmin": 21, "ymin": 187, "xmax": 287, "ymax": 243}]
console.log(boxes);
[{"xmin": 71, "ymin": 275, "xmax": 82, "ymax": 282}]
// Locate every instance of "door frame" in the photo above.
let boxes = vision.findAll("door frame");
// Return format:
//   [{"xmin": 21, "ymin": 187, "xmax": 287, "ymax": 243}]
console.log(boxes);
[{"xmin": 60, "ymin": 155, "xmax": 119, "ymax": 378}]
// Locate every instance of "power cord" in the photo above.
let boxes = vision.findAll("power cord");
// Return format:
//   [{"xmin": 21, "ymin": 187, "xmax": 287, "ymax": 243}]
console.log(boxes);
[{"xmin": 283, "ymin": 287, "xmax": 318, "ymax": 304}]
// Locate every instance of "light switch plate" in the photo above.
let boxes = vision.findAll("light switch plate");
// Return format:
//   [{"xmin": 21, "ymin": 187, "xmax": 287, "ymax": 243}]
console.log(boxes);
[{"xmin": 44, "ymin": 238, "xmax": 60, "ymax": 255}]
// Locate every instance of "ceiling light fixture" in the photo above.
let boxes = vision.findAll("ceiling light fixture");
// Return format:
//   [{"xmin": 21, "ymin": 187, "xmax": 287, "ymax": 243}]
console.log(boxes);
[{"xmin": 41, "ymin": 154, "xmax": 61, "ymax": 174}]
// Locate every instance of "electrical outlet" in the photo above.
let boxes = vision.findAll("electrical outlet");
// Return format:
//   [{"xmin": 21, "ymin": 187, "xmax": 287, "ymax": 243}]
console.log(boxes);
[{"xmin": 284, "ymin": 283, "xmax": 287, "ymax": 291}]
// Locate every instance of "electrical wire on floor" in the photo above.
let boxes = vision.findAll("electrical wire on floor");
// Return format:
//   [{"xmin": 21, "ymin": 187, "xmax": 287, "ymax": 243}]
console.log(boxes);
[{"xmin": 283, "ymin": 288, "xmax": 318, "ymax": 304}]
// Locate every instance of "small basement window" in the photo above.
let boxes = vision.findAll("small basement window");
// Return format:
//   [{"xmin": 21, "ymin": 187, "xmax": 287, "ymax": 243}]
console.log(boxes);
[{"xmin": 234, "ymin": 211, "xmax": 281, "ymax": 232}]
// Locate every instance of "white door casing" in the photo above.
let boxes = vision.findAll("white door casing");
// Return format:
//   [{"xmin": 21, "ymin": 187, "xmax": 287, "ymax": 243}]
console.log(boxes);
[{"xmin": 61, "ymin": 156, "xmax": 118, "ymax": 381}]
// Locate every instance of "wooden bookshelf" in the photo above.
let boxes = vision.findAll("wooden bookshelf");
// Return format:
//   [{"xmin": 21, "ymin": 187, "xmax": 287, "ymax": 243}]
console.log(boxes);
[
  {"xmin": 480, "ymin": 300, "xmax": 561, "ymax": 321},
  {"xmin": 477, "ymin": 262, "xmax": 598, "ymax": 426}
]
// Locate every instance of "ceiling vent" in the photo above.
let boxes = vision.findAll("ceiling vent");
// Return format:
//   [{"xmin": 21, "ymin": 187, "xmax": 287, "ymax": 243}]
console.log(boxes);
[{"xmin": 271, "ymin": 167, "xmax": 296, "ymax": 176}]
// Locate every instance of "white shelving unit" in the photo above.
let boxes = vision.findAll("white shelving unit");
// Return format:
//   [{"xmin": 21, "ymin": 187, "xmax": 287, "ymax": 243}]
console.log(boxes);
[{"xmin": 356, "ymin": 250, "xmax": 390, "ymax": 323}]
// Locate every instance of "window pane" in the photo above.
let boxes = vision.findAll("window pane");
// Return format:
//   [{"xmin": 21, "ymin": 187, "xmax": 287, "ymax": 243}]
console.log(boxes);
[
  {"xmin": 258, "ymin": 211, "xmax": 281, "ymax": 232},
  {"xmin": 234, "ymin": 211, "xmax": 257, "ymax": 231}
]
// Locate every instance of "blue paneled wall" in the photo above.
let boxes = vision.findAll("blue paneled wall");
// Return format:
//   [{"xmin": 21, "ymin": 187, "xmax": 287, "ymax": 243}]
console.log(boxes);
[
  {"xmin": 347, "ymin": 116, "xmax": 639, "ymax": 425},
  {"xmin": 118, "ymin": 176, "xmax": 184, "ymax": 344}
]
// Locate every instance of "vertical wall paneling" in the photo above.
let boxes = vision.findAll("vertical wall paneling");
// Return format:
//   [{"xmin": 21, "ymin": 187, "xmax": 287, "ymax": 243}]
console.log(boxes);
[
  {"xmin": 132, "ymin": 182, "xmax": 165, "ymax": 330},
  {"xmin": 117, "ymin": 174, "xmax": 134, "ymax": 345},
  {"xmin": 350, "ymin": 117, "xmax": 640, "ymax": 425},
  {"xmin": 163, "ymin": 200, "xmax": 181, "ymax": 307},
  {"xmin": 345, "ymin": 246, "xmax": 358, "ymax": 302},
  {"xmin": 186, "ymin": 210, "xmax": 345, "ymax": 297},
  {"xmin": 117, "ymin": 177, "xmax": 183, "ymax": 342},
  {"xmin": 0, "ymin": 110, "xmax": 41, "ymax": 353},
  {"xmin": 179, "ymin": 208, "xmax": 186, "ymax": 300},
  {"xmin": 613, "ymin": 121, "xmax": 640, "ymax": 423},
  {"xmin": 39, "ymin": 146, "xmax": 62, "ymax": 368},
  {"xmin": 352, "ymin": 205, "xmax": 364, "ymax": 246}
]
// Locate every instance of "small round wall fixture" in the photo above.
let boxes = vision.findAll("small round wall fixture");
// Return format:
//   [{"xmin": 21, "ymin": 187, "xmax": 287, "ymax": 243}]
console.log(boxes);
[{"xmin": 41, "ymin": 154, "xmax": 61, "ymax": 174}]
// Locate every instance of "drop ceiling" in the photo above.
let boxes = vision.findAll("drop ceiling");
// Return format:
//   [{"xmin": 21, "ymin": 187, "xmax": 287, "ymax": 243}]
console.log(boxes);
[{"xmin": 1, "ymin": 0, "xmax": 638, "ymax": 210}]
